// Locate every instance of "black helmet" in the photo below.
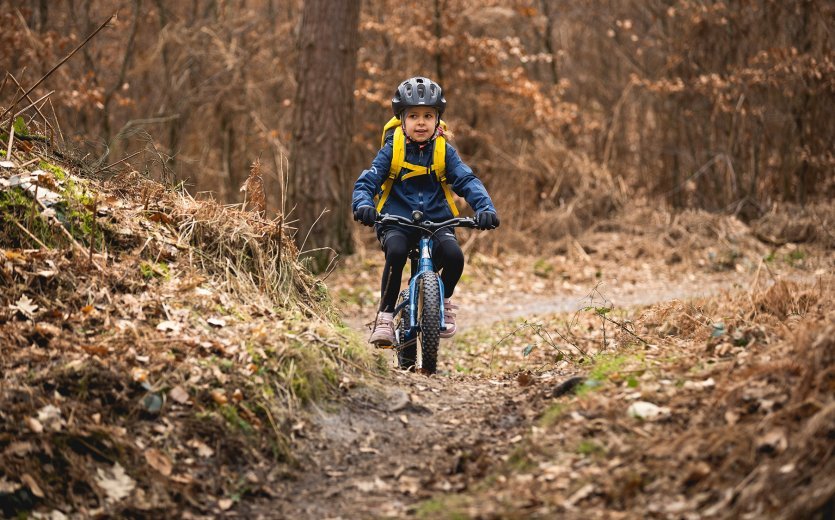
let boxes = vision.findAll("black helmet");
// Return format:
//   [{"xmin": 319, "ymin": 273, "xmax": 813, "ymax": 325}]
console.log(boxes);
[{"xmin": 391, "ymin": 77, "xmax": 446, "ymax": 118}]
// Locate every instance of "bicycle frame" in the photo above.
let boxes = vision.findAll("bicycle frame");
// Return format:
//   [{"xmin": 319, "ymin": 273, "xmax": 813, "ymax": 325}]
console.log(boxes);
[
  {"xmin": 379, "ymin": 213, "xmax": 476, "ymax": 347},
  {"xmin": 403, "ymin": 234, "xmax": 447, "ymax": 340}
]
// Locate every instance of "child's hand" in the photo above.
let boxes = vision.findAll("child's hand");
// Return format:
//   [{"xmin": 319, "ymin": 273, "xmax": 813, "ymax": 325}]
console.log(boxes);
[
  {"xmin": 475, "ymin": 211, "xmax": 500, "ymax": 230},
  {"xmin": 354, "ymin": 206, "xmax": 377, "ymax": 227}
]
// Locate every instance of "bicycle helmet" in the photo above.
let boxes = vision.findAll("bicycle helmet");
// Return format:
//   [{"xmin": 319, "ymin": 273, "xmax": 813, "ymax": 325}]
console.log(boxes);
[{"xmin": 391, "ymin": 77, "xmax": 446, "ymax": 118}]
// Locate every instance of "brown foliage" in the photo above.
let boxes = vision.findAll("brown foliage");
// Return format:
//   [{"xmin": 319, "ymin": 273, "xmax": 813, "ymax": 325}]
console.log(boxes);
[
  {"xmin": 241, "ymin": 158, "xmax": 266, "ymax": 215},
  {"xmin": 1, "ymin": 0, "xmax": 832, "ymax": 251}
]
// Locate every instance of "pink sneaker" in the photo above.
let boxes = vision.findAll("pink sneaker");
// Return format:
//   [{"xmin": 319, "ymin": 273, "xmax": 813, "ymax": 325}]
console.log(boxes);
[
  {"xmin": 370, "ymin": 311, "xmax": 395, "ymax": 347},
  {"xmin": 440, "ymin": 298, "xmax": 457, "ymax": 338}
]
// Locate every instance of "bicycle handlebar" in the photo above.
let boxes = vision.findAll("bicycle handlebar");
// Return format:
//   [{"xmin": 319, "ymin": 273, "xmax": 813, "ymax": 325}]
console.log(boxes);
[{"xmin": 376, "ymin": 213, "xmax": 477, "ymax": 231}]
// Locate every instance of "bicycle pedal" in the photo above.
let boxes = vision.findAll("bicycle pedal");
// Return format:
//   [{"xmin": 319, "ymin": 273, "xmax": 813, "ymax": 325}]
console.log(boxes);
[{"xmin": 372, "ymin": 341, "xmax": 396, "ymax": 350}]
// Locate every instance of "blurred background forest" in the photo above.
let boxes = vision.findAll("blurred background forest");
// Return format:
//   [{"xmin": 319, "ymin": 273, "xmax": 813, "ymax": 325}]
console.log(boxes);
[{"xmin": 2, "ymin": 0, "xmax": 833, "ymax": 259}]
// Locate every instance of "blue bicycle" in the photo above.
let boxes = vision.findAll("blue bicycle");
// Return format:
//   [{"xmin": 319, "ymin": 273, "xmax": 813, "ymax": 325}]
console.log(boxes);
[{"xmin": 376, "ymin": 211, "xmax": 477, "ymax": 374}]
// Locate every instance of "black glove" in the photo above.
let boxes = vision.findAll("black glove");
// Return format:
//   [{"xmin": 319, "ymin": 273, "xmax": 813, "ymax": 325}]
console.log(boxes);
[
  {"xmin": 354, "ymin": 206, "xmax": 377, "ymax": 227},
  {"xmin": 475, "ymin": 211, "xmax": 499, "ymax": 230}
]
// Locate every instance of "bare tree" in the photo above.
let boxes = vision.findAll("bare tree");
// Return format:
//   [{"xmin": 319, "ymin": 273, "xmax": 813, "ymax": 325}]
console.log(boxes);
[{"xmin": 289, "ymin": 0, "xmax": 361, "ymax": 270}]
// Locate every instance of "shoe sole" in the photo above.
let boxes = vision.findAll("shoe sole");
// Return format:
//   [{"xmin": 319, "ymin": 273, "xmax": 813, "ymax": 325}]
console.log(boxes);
[{"xmin": 371, "ymin": 339, "xmax": 396, "ymax": 349}]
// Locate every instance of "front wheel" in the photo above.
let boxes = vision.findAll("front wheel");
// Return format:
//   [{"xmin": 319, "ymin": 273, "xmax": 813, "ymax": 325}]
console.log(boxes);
[{"xmin": 416, "ymin": 274, "xmax": 441, "ymax": 374}]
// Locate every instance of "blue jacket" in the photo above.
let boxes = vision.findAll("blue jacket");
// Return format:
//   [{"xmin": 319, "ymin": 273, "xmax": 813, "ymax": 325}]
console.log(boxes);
[{"xmin": 352, "ymin": 135, "xmax": 496, "ymax": 221}]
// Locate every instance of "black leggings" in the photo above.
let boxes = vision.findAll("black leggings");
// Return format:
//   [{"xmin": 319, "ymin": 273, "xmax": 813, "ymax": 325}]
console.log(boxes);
[{"xmin": 378, "ymin": 226, "xmax": 465, "ymax": 312}]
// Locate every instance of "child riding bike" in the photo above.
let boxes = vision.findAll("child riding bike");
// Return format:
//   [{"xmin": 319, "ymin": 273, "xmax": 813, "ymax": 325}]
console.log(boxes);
[{"xmin": 352, "ymin": 76, "xmax": 499, "ymax": 347}]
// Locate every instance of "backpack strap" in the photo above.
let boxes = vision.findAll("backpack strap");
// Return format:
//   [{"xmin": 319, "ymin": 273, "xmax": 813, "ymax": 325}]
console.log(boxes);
[
  {"xmin": 376, "ymin": 120, "xmax": 404, "ymax": 212},
  {"xmin": 433, "ymin": 135, "xmax": 459, "ymax": 216},
  {"xmin": 376, "ymin": 118, "xmax": 459, "ymax": 216}
]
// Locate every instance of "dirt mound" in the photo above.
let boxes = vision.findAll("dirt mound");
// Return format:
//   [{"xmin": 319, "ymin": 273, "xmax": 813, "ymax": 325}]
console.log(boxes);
[
  {"xmin": 752, "ymin": 202, "xmax": 835, "ymax": 248},
  {"xmin": 0, "ymin": 150, "xmax": 373, "ymax": 517}
]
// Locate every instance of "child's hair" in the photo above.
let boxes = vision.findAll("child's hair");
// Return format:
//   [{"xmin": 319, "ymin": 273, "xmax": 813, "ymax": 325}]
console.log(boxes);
[{"xmin": 440, "ymin": 124, "xmax": 454, "ymax": 141}]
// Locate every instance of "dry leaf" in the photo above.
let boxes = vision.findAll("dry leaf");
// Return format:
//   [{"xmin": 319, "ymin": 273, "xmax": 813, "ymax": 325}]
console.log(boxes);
[
  {"xmin": 683, "ymin": 461, "xmax": 712, "ymax": 485},
  {"xmin": 218, "ymin": 498, "xmax": 234, "ymax": 511},
  {"xmin": 565, "ymin": 483, "xmax": 595, "ymax": 508},
  {"xmin": 169, "ymin": 386, "xmax": 190, "ymax": 404},
  {"xmin": 0, "ymin": 477, "xmax": 20, "ymax": 494},
  {"xmin": 37, "ymin": 405, "xmax": 64, "ymax": 432},
  {"xmin": 156, "ymin": 320, "xmax": 181, "ymax": 333},
  {"xmin": 26, "ymin": 417, "xmax": 44, "ymax": 433},
  {"xmin": 3, "ymin": 250, "xmax": 28, "ymax": 263},
  {"xmin": 95, "ymin": 463, "xmax": 136, "ymax": 503},
  {"xmin": 241, "ymin": 159, "xmax": 266, "ymax": 214},
  {"xmin": 210, "ymin": 389, "xmax": 228, "ymax": 405},
  {"xmin": 170, "ymin": 473, "xmax": 194, "ymax": 485},
  {"xmin": 81, "ymin": 344, "xmax": 110, "ymax": 356},
  {"xmin": 398, "ymin": 475, "xmax": 421, "ymax": 495},
  {"xmin": 757, "ymin": 429, "xmax": 788, "ymax": 454},
  {"xmin": 5, "ymin": 441, "xmax": 34, "ymax": 457},
  {"xmin": 355, "ymin": 478, "xmax": 391, "ymax": 492},
  {"xmin": 516, "ymin": 372, "xmax": 534, "ymax": 387},
  {"xmin": 131, "ymin": 367, "xmax": 149, "ymax": 383},
  {"xmin": 207, "ymin": 317, "xmax": 226, "ymax": 328},
  {"xmin": 627, "ymin": 401, "xmax": 670, "ymax": 420},
  {"xmin": 35, "ymin": 322, "xmax": 62, "ymax": 338},
  {"xmin": 20, "ymin": 474, "xmax": 44, "ymax": 498},
  {"xmin": 144, "ymin": 448, "xmax": 172, "ymax": 477},
  {"xmin": 10, "ymin": 295, "xmax": 38, "ymax": 318},
  {"xmin": 188, "ymin": 439, "xmax": 214, "ymax": 458},
  {"xmin": 683, "ymin": 378, "xmax": 716, "ymax": 390}
]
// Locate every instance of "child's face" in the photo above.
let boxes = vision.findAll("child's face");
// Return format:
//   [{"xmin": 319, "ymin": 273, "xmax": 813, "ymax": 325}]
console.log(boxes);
[{"xmin": 403, "ymin": 107, "xmax": 438, "ymax": 142}]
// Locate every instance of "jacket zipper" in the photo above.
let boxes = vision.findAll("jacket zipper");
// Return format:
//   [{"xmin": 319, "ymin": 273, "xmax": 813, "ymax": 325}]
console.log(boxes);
[{"xmin": 418, "ymin": 146, "xmax": 425, "ymax": 210}]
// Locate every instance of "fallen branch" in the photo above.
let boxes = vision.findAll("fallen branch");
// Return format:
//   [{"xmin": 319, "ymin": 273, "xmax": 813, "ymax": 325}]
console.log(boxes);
[
  {"xmin": 586, "ymin": 306, "xmax": 649, "ymax": 346},
  {"xmin": 94, "ymin": 150, "xmax": 142, "ymax": 174},
  {"xmin": 9, "ymin": 215, "xmax": 49, "ymax": 249}
]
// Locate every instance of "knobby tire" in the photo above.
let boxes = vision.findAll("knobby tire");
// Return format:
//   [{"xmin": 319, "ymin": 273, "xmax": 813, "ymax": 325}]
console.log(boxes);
[{"xmin": 417, "ymin": 274, "xmax": 441, "ymax": 374}]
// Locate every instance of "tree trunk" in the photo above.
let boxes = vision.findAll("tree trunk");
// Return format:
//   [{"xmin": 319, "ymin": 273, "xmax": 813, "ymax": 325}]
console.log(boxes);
[
  {"xmin": 433, "ymin": 0, "xmax": 444, "ymax": 84},
  {"xmin": 289, "ymin": 0, "xmax": 361, "ymax": 271}
]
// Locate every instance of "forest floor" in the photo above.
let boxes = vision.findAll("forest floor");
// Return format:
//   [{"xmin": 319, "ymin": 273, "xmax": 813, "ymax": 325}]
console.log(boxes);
[
  {"xmin": 251, "ymin": 212, "xmax": 834, "ymax": 519},
  {"xmin": 1, "ymin": 145, "xmax": 833, "ymax": 519}
]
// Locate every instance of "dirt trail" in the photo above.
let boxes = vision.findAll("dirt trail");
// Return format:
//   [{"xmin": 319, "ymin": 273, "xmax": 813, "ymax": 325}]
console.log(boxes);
[
  {"xmin": 342, "ymin": 267, "xmax": 753, "ymax": 332},
  {"xmin": 256, "ymin": 238, "xmax": 831, "ymax": 518},
  {"xmin": 253, "ymin": 268, "xmax": 751, "ymax": 518},
  {"xmin": 264, "ymin": 370, "xmax": 548, "ymax": 518}
]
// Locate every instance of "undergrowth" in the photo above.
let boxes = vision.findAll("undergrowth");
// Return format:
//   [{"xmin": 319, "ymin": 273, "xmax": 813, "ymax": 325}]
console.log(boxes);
[{"xmin": 0, "ymin": 143, "xmax": 378, "ymax": 516}]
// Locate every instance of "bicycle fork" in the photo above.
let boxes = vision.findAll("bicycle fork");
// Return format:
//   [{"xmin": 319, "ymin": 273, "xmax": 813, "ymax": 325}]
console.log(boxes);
[{"xmin": 406, "ymin": 237, "xmax": 448, "ymax": 333}]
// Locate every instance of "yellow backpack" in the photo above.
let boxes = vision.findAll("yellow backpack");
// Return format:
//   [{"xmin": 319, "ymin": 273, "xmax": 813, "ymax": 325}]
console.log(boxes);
[{"xmin": 375, "ymin": 117, "xmax": 459, "ymax": 216}]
